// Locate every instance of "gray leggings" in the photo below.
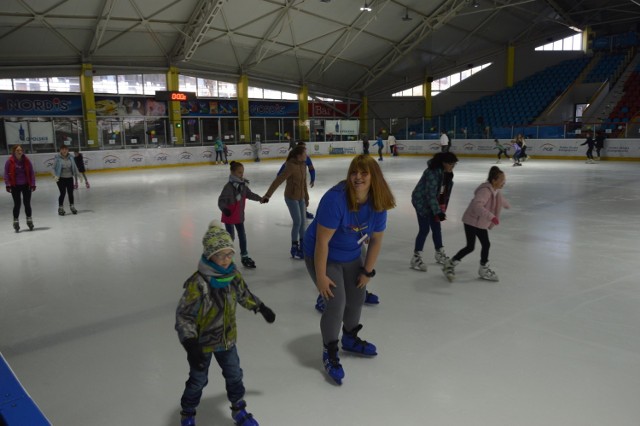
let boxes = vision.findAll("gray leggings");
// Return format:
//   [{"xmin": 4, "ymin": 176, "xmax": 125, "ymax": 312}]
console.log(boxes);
[
  {"xmin": 305, "ymin": 256, "xmax": 365, "ymax": 344},
  {"xmin": 284, "ymin": 197, "xmax": 306, "ymax": 242}
]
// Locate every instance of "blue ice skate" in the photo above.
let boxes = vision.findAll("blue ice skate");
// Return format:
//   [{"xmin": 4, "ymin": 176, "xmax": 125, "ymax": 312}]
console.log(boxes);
[
  {"xmin": 180, "ymin": 411, "xmax": 196, "ymax": 426},
  {"xmin": 364, "ymin": 290, "xmax": 379, "ymax": 305},
  {"xmin": 231, "ymin": 400, "xmax": 258, "ymax": 426},
  {"xmin": 341, "ymin": 324, "xmax": 377, "ymax": 356},
  {"xmin": 323, "ymin": 340, "xmax": 344, "ymax": 384}
]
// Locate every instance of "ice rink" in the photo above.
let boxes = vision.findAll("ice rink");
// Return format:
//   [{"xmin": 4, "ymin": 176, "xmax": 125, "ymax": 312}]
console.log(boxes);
[{"xmin": 2, "ymin": 154, "xmax": 640, "ymax": 426}]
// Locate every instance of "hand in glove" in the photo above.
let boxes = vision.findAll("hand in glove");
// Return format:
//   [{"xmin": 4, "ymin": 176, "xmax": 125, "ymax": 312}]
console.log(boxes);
[
  {"xmin": 491, "ymin": 216, "xmax": 500, "ymax": 225},
  {"xmin": 222, "ymin": 208, "xmax": 231, "ymax": 217},
  {"xmin": 182, "ymin": 338, "xmax": 207, "ymax": 371},
  {"xmin": 435, "ymin": 212, "xmax": 446, "ymax": 222},
  {"xmin": 5, "ymin": 186, "xmax": 11, "ymax": 193},
  {"xmin": 30, "ymin": 186, "xmax": 36, "ymax": 192},
  {"xmin": 257, "ymin": 303, "xmax": 276, "ymax": 323}
]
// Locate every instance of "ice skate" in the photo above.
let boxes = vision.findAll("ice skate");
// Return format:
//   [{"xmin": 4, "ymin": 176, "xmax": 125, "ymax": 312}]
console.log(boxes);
[
  {"xmin": 306, "ymin": 211, "xmax": 314, "ymax": 219},
  {"xmin": 26, "ymin": 217, "xmax": 34, "ymax": 231},
  {"xmin": 315, "ymin": 294, "xmax": 326, "ymax": 313},
  {"xmin": 323, "ymin": 340, "xmax": 344, "ymax": 384},
  {"xmin": 478, "ymin": 262, "xmax": 499, "ymax": 281},
  {"xmin": 231, "ymin": 400, "xmax": 258, "ymax": 426},
  {"xmin": 434, "ymin": 247, "xmax": 449, "ymax": 265},
  {"xmin": 364, "ymin": 290, "xmax": 379, "ymax": 305},
  {"xmin": 86, "ymin": 181, "xmax": 90, "ymax": 188},
  {"xmin": 180, "ymin": 411, "xmax": 196, "ymax": 426},
  {"xmin": 13, "ymin": 219, "xmax": 20, "ymax": 232},
  {"xmin": 241, "ymin": 256, "xmax": 256, "ymax": 268},
  {"xmin": 290, "ymin": 242, "xmax": 303, "ymax": 259},
  {"xmin": 410, "ymin": 251, "xmax": 427, "ymax": 271},
  {"xmin": 341, "ymin": 324, "xmax": 377, "ymax": 356},
  {"xmin": 70, "ymin": 205, "xmax": 78, "ymax": 215},
  {"xmin": 58, "ymin": 206, "xmax": 65, "ymax": 216},
  {"xmin": 442, "ymin": 258, "xmax": 458, "ymax": 282}
]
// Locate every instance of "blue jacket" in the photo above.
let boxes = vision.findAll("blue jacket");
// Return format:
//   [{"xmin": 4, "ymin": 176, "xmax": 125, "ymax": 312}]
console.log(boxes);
[{"xmin": 53, "ymin": 153, "xmax": 79, "ymax": 178}]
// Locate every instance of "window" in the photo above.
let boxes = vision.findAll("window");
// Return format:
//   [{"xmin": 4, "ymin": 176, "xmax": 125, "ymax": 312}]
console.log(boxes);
[
  {"xmin": 248, "ymin": 86, "xmax": 263, "ymax": 98},
  {"xmin": 282, "ymin": 91, "xmax": 297, "ymax": 100},
  {"xmin": 93, "ymin": 75, "xmax": 118, "ymax": 94},
  {"xmin": 218, "ymin": 81, "xmax": 237, "ymax": 98},
  {"xmin": 179, "ymin": 75, "xmax": 197, "ymax": 93},
  {"xmin": 535, "ymin": 33, "xmax": 583, "ymax": 51},
  {"xmin": 0, "ymin": 79, "xmax": 12, "ymax": 90},
  {"xmin": 49, "ymin": 76, "xmax": 80, "ymax": 93},
  {"xmin": 392, "ymin": 63, "xmax": 492, "ymax": 97},
  {"xmin": 118, "ymin": 74, "xmax": 144, "ymax": 94},
  {"xmin": 13, "ymin": 77, "xmax": 48, "ymax": 92},
  {"xmin": 263, "ymin": 89, "xmax": 281, "ymax": 100},
  {"xmin": 143, "ymin": 74, "xmax": 166, "ymax": 95}
]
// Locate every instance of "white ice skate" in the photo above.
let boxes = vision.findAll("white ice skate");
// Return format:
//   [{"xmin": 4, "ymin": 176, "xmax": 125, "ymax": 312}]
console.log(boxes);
[
  {"xmin": 478, "ymin": 263, "xmax": 499, "ymax": 282},
  {"xmin": 442, "ymin": 259, "xmax": 458, "ymax": 282},
  {"xmin": 410, "ymin": 252, "xmax": 427, "ymax": 272},
  {"xmin": 434, "ymin": 248, "xmax": 449, "ymax": 265}
]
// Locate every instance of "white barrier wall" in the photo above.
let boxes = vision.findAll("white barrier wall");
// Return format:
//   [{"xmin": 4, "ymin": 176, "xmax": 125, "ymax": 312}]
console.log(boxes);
[{"xmin": 2, "ymin": 139, "xmax": 638, "ymax": 174}]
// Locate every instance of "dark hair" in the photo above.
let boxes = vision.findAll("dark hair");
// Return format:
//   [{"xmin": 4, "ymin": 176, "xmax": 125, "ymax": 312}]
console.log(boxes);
[
  {"xmin": 487, "ymin": 166, "xmax": 504, "ymax": 183},
  {"xmin": 428, "ymin": 152, "xmax": 458, "ymax": 169},
  {"xmin": 296, "ymin": 141, "xmax": 307, "ymax": 147},
  {"xmin": 286, "ymin": 145, "xmax": 306, "ymax": 161},
  {"xmin": 11, "ymin": 144, "xmax": 23, "ymax": 154},
  {"xmin": 229, "ymin": 161, "xmax": 243, "ymax": 172},
  {"xmin": 59, "ymin": 145, "xmax": 69, "ymax": 151}
]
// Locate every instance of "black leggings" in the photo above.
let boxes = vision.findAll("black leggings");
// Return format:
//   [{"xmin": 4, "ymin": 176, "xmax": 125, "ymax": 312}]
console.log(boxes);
[
  {"xmin": 11, "ymin": 185, "xmax": 32, "ymax": 219},
  {"xmin": 586, "ymin": 147, "xmax": 594, "ymax": 160},
  {"xmin": 497, "ymin": 149, "xmax": 509, "ymax": 160},
  {"xmin": 378, "ymin": 146, "xmax": 383, "ymax": 160},
  {"xmin": 452, "ymin": 223, "xmax": 490, "ymax": 265},
  {"xmin": 57, "ymin": 177, "xmax": 75, "ymax": 206}
]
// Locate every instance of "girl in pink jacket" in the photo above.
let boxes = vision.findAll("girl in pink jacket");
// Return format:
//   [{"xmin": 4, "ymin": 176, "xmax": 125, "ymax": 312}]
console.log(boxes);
[{"xmin": 443, "ymin": 166, "xmax": 510, "ymax": 282}]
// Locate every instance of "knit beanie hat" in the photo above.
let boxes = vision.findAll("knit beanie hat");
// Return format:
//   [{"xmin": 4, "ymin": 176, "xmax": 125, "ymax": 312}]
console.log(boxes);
[{"xmin": 202, "ymin": 220, "xmax": 235, "ymax": 259}]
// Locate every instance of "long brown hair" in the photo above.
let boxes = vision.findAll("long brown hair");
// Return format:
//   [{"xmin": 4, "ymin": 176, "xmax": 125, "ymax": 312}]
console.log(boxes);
[
  {"xmin": 286, "ymin": 145, "xmax": 306, "ymax": 161},
  {"xmin": 345, "ymin": 155, "xmax": 395, "ymax": 212}
]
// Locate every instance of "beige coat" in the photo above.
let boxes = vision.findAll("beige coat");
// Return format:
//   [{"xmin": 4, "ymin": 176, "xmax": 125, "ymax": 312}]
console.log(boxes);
[{"xmin": 265, "ymin": 159, "xmax": 309, "ymax": 202}]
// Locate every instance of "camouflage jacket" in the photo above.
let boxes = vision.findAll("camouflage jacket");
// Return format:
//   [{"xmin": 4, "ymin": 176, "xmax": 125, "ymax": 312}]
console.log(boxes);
[{"xmin": 411, "ymin": 164, "xmax": 453, "ymax": 217}]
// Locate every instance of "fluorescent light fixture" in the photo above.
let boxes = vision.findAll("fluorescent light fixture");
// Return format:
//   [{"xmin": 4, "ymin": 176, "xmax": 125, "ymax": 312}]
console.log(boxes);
[
  {"xmin": 360, "ymin": 2, "xmax": 372, "ymax": 11},
  {"xmin": 569, "ymin": 25, "xmax": 582, "ymax": 32},
  {"xmin": 472, "ymin": 0, "xmax": 479, "ymax": 7}
]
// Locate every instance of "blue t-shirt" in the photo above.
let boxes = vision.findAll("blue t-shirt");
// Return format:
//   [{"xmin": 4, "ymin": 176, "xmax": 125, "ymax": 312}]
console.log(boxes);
[{"xmin": 303, "ymin": 182, "xmax": 387, "ymax": 262}]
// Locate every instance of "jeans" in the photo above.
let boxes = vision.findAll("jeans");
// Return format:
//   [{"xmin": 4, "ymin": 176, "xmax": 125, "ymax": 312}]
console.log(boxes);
[
  {"xmin": 413, "ymin": 212, "xmax": 442, "ymax": 252},
  {"xmin": 57, "ymin": 177, "xmax": 74, "ymax": 206},
  {"xmin": 305, "ymin": 256, "xmax": 365, "ymax": 344},
  {"xmin": 452, "ymin": 223, "xmax": 490, "ymax": 265},
  {"xmin": 285, "ymin": 197, "xmax": 306, "ymax": 242},
  {"xmin": 225, "ymin": 223, "xmax": 248, "ymax": 256},
  {"xmin": 180, "ymin": 346, "xmax": 245, "ymax": 415},
  {"xmin": 11, "ymin": 185, "xmax": 32, "ymax": 219}
]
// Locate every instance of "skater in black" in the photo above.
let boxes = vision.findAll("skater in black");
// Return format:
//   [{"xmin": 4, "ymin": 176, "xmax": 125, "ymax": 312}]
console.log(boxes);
[
  {"xmin": 594, "ymin": 130, "xmax": 605, "ymax": 160},
  {"xmin": 580, "ymin": 130, "xmax": 596, "ymax": 164},
  {"xmin": 176, "ymin": 221, "xmax": 275, "ymax": 426},
  {"xmin": 73, "ymin": 149, "xmax": 90, "ymax": 189},
  {"xmin": 4, "ymin": 144, "xmax": 36, "ymax": 232},
  {"xmin": 362, "ymin": 134, "xmax": 370, "ymax": 155}
]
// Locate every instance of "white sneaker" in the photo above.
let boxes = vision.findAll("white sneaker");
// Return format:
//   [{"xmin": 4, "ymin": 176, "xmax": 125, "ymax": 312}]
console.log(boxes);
[
  {"xmin": 434, "ymin": 248, "xmax": 449, "ymax": 265},
  {"xmin": 478, "ymin": 263, "xmax": 499, "ymax": 281},
  {"xmin": 442, "ymin": 259, "xmax": 458, "ymax": 282},
  {"xmin": 410, "ymin": 252, "xmax": 427, "ymax": 272}
]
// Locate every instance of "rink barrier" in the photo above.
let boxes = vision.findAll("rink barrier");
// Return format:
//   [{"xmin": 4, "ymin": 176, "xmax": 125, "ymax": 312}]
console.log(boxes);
[
  {"xmin": 2, "ymin": 138, "xmax": 639, "ymax": 175},
  {"xmin": 0, "ymin": 353, "xmax": 51, "ymax": 426}
]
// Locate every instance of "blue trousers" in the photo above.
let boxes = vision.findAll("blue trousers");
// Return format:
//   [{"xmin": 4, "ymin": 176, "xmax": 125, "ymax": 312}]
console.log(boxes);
[
  {"xmin": 225, "ymin": 223, "xmax": 248, "ymax": 256},
  {"xmin": 413, "ymin": 211, "xmax": 443, "ymax": 253},
  {"xmin": 180, "ymin": 346, "xmax": 245, "ymax": 415},
  {"xmin": 285, "ymin": 197, "xmax": 306, "ymax": 242}
]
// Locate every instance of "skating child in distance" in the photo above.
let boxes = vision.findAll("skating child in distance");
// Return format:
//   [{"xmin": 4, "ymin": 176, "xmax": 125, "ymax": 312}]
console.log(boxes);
[
  {"xmin": 53, "ymin": 145, "xmax": 80, "ymax": 215},
  {"xmin": 410, "ymin": 152, "xmax": 458, "ymax": 272},
  {"xmin": 73, "ymin": 149, "xmax": 90, "ymax": 189},
  {"xmin": 4, "ymin": 144, "xmax": 36, "ymax": 232},
  {"xmin": 511, "ymin": 139, "xmax": 522, "ymax": 166},
  {"xmin": 442, "ymin": 166, "xmax": 510, "ymax": 282},
  {"xmin": 580, "ymin": 130, "xmax": 596, "ymax": 164},
  {"xmin": 176, "ymin": 221, "xmax": 276, "ymax": 426},
  {"xmin": 493, "ymin": 139, "xmax": 510, "ymax": 164},
  {"xmin": 218, "ymin": 161, "xmax": 264, "ymax": 268}
]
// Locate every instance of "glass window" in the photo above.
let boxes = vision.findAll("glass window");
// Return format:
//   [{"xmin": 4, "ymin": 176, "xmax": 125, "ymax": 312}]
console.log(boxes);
[
  {"xmin": 48, "ymin": 76, "xmax": 80, "ymax": 92},
  {"xmin": 143, "ymin": 74, "xmax": 166, "ymax": 95},
  {"xmin": 248, "ymin": 86, "xmax": 263, "ymax": 98},
  {"xmin": 197, "ymin": 78, "xmax": 218, "ymax": 97},
  {"xmin": 13, "ymin": 77, "xmax": 48, "ymax": 92},
  {"xmin": 179, "ymin": 75, "xmax": 197, "ymax": 92},
  {"xmin": 218, "ymin": 81, "xmax": 237, "ymax": 98},
  {"xmin": 263, "ymin": 89, "xmax": 281, "ymax": 99},
  {"xmin": 118, "ymin": 74, "xmax": 144, "ymax": 94},
  {"xmin": 282, "ymin": 91, "xmax": 297, "ymax": 100},
  {"xmin": 413, "ymin": 85, "xmax": 423, "ymax": 96},
  {"xmin": 0, "ymin": 79, "xmax": 13, "ymax": 90},
  {"xmin": 93, "ymin": 75, "xmax": 118, "ymax": 94},
  {"xmin": 535, "ymin": 33, "xmax": 582, "ymax": 51}
]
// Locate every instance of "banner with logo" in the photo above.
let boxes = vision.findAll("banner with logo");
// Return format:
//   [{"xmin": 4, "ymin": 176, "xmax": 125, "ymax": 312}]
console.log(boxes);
[
  {"xmin": 324, "ymin": 120, "xmax": 360, "ymax": 136},
  {"xmin": 0, "ymin": 93, "xmax": 83, "ymax": 116},
  {"xmin": 181, "ymin": 100, "xmax": 238, "ymax": 116},
  {"xmin": 249, "ymin": 101, "xmax": 298, "ymax": 117},
  {"xmin": 5, "ymin": 121, "xmax": 55, "ymax": 145},
  {"xmin": 95, "ymin": 96, "xmax": 167, "ymax": 117}
]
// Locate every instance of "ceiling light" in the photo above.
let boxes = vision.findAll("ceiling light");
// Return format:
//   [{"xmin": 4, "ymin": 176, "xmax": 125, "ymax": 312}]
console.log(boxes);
[
  {"xmin": 472, "ymin": 0, "xmax": 479, "ymax": 7},
  {"xmin": 360, "ymin": 2, "xmax": 372, "ymax": 12}
]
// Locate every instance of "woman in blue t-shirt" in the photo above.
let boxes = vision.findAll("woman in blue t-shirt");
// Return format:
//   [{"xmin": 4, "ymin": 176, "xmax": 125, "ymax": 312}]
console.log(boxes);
[{"xmin": 303, "ymin": 154, "xmax": 395, "ymax": 384}]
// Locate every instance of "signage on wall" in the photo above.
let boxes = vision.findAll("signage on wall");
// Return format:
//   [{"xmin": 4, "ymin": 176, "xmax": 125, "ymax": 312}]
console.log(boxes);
[{"xmin": 154, "ymin": 91, "xmax": 197, "ymax": 102}]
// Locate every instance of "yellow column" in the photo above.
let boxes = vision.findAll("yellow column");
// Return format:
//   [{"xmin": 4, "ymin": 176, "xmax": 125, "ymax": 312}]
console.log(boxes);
[
  {"xmin": 359, "ymin": 96, "xmax": 368, "ymax": 136},
  {"xmin": 298, "ymin": 85, "xmax": 309, "ymax": 141},
  {"xmin": 166, "ymin": 66, "xmax": 183, "ymax": 145},
  {"xmin": 237, "ymin": 74, "xmax": 250, "ymax": 143},
  {"xmin": 506, "ymin": 43, "xmax": 515, "ymax": 87},
  {"xmin": 583, "ymin": 26, "xmax": 591, "ymax": 54},
  {"xmin": 423, "ymin": 78, "xmax": 433, "ymax": 119},
  {"xmin": 80, "ymin": 64, "xmax": 98, "ymax": 147}
]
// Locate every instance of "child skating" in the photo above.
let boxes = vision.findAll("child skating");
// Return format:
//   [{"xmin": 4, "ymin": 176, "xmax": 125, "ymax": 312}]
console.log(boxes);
[
  {"xmin": 176, "ymin": 221, "xmax": 276, "ymax": 426},
  {"xmin": 443, "ymin": 166, "xmax": 510, "ymax": 282},
  {"xmin": 493, "ymin": 139, "xmax": 510, "ymax": 164},
  {"xmin": 218, "ymin": 161, "xmax": 264, "ymax": 268}
]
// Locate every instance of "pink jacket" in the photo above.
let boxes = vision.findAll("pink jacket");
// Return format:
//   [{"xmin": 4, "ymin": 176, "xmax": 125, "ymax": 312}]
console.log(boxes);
[{"xmin": 461, "ymin": 182, "xmax": 510, "ymax": 230}]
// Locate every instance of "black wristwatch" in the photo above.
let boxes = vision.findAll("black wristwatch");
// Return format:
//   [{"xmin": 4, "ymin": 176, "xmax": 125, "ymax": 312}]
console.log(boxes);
[{"xmin": 360, "ymin": 267, "xmax": 376, "ymax": 278}]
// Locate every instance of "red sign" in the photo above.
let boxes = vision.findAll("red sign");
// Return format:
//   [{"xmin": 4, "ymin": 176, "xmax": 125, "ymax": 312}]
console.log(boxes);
[{"xmin": 171, "ymin": 93, "xmax": 188, "ymax": 101}]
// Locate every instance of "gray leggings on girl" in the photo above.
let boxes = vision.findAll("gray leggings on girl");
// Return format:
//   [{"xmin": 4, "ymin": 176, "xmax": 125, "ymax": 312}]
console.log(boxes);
[
  {"xmin": 285, "ymin": 197, "xmax": 306, "ymax": 242},
  {"xmin": 305, "ymin": 256, "xmax": 365, "ymax": 344}
]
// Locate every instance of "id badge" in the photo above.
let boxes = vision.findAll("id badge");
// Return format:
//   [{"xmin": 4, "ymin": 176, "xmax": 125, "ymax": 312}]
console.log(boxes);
[{"xmin": 357, "ymin": 233, "xmax": 369, "ymax": 246}]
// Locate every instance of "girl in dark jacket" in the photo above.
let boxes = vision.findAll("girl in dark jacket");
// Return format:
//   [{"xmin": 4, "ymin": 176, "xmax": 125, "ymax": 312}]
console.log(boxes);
[{"xmin": 4, "ymin": 144, "xmax": 36, "ymax": 231}]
